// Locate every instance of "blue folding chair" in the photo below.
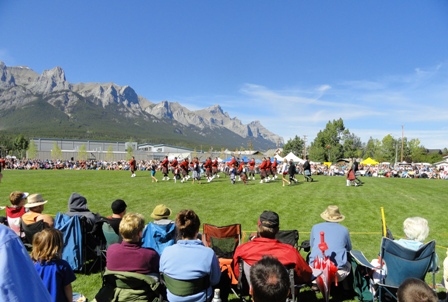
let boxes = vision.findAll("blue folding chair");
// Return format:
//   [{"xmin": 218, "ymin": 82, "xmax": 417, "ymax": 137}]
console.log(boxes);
[{"xmin": 377, "ymin": 237, "xmax": 436, "ymax": 301}]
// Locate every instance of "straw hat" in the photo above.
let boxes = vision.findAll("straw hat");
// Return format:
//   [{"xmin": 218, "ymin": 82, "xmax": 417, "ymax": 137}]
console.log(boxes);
[
  {"xmin": 320, "ymin": 205, "xmax": 345, "ymax": 222},
  {"xmin": 24, "ymin": 193, "xmax": 48, "ymax": 208}
]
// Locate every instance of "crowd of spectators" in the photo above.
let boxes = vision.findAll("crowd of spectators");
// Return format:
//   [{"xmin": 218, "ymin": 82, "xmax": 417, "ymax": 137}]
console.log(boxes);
[
  {"xmin": 0, "ymin": 187, "xmax": 446, "ymax": 301},
  {"xmin": 1, "ymin": 156, "xmax": 447, "ymax": 180}
]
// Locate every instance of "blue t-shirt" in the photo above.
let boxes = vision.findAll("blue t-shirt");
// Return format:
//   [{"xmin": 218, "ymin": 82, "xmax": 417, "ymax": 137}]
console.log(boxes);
[{"xmin": 34, "ymin": 259, "xmax": 76, "ymax": 302}]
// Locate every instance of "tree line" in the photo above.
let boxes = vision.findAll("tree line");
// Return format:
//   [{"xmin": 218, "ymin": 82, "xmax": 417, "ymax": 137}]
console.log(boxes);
[{"xmin": 281, "ymin": 118, "xmax": 447, "ymax": 164}]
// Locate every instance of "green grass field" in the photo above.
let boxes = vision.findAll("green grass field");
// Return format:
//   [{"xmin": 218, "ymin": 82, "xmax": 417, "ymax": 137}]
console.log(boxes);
[{"xmin": 1, "ymin": 170, "xmax": 447, "ymax": 301}]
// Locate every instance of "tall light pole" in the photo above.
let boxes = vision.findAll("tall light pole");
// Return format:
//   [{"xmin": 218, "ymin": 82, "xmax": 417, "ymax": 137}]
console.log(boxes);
[
  {"xmin": 303, "ymin": 135, "xmax": 307, "ymax": 158},
  {"xmin": 401, "ymin": 125, "xmax": 404, "ymax": 162}
]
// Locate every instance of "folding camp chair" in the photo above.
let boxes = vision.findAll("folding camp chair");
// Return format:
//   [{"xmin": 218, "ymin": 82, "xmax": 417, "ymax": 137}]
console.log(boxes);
[
  {"xmin": 377, "ymin": 237, "xmax": 436, "ymax": 302},
  {"xmin": 95, "ymin": 269, "xmax": 163, "ymax": 301},
  {"xmin": 202, "ymin": 223, "xmax": 242, "ymax": 259},
  {"xmin": 20, "ymin": 219, "xmax": 45, "ymax": 249},
  {"xmin": 54, "ymin": 213, "xmax": 103, "ymax": 274},
  {"xmin": 102, "ymin": 220, "xmax": 120, "ymax": 249},
  {"xmin": 202, "ymin": 223, "xmax": 242, "ymax": 302},
  {"xmin": 237, "ymin": 258, "xmax": 297, "ymax": 302},
  {"xmin": 54, "ymin": 213, "xmax": 84, "ymax": 272},
  {"xmin": 276, "ymin": 229, "xmax": 299, "ymax": 249},
  {"xmin": 141, "ymin": 222, "xmax": 176, "ymax": 256}
]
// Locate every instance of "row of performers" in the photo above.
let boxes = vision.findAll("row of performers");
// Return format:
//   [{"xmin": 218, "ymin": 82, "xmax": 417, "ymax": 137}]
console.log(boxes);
[{"xmin": 157, "ymin": 155, "xmax": 281, "ymax": 183}]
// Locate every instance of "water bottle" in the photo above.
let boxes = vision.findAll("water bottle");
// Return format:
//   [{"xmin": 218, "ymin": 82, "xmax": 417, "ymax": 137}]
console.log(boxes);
[{"xmin": 212, "ymin": 288, "xmax": 222, "ymax": 302}]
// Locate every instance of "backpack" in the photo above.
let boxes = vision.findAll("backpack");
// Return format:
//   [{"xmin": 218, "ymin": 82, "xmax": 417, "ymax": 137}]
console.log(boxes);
[{"xmin": 350, "ymin": 254, "xmax": 374, "ymax": 302}]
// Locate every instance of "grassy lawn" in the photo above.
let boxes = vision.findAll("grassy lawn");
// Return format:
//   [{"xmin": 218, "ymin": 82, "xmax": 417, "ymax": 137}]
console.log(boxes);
[{"xmin": 1, "ymin": 170, "xmax": 447, "ymax": 301}]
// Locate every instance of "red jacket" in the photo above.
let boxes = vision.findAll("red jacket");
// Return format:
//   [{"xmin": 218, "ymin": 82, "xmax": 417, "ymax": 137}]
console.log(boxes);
[
  {"xmin": 248, "ymin": 160, "xmax": 255, "ymax": 170},
  {"xmin": 259, "ymin": 160, "xmax": 267, "ymax": 170},
  {"xmin": 180, "ymin": 160, "xmax": 189, "ymax": 171},
  {"xmin": 233, "ymin": 237, "xmax": 312, "ymax": 284},
  {"xmin": 228, "ymin": 158, "xmax": 237, "ymax": 167},
  {"xmin": 170, "ymin": 159, "xmax": 178, "ymax": 168},
  {"xmin": 161, "ymin": 158, "xmax": 169, "ymax": 167},
  {"xmin": 204, "ymin": 159, "xmax": 212, "ymax": 171}
]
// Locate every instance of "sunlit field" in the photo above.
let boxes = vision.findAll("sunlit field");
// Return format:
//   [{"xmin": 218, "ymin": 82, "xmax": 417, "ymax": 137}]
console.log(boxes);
[{"xmin": 1, "ymin": 169, "xmax": 447, "ymax": 301}]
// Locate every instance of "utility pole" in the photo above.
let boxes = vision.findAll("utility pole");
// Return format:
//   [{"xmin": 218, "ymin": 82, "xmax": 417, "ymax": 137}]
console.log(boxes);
[
  {"xmin": 303, "ymin": 135, "xmax": 307, "ymax": 158},
  {"xmin": 401, "ymin": 125, "xmax": 404, "ymax": 162}
]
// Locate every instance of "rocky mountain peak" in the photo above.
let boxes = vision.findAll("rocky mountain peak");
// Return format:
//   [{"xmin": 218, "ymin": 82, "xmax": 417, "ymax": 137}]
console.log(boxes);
[
  {"xmin": 0, "ymin": 62, "xmax": 284, "ymax": 149},
  {"xmin": 32, "ymin": 66, "xmax": 70, "ymax": 94},
  {"xmin": 0, "ymin": 61, "xmax": 16, "ymax": 88}
]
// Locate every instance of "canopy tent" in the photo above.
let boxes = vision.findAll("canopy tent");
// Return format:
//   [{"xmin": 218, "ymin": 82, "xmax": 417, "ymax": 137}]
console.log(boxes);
[
  {"xmin": 283, "ymin": 152, "xmax": 305, "ymax": 164},
  {"xmin": 274, "ymin": 154, "xmax": 284, "ymax": 162},
  {"xmin": 360, "ymin": 157, "xmax": 379, "ymax": 165},
  {"xmin": 168, "ymin": 153, "xmax": 190, "ymax": 161}
]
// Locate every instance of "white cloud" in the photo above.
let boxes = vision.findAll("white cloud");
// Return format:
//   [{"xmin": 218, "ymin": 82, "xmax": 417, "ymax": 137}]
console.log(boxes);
[{"xmin": 165, "ymin": 62, "xmax": 448, "ymax": 149}]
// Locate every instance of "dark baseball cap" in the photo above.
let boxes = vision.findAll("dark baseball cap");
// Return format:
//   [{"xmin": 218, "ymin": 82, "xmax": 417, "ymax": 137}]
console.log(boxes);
[{"xmin": 258, "ymin": 210, "xmax": 279, "ymax": 228}]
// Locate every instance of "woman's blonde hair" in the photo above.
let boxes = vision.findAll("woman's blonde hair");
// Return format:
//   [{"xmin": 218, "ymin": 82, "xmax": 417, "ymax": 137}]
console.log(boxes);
[
  {"xmin": 119, "ymin": 213, "xmax": 145, "ymax": 242},
  {"xmin": 31, "ymin": 228, "xmax": 64, "ymax": 263}
]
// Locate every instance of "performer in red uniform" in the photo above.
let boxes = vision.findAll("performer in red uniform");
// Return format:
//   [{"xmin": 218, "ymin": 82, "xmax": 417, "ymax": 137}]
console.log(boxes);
[
  {"xmin": 237, "ymin": 161, "xmax": 247, "ymax": 184},
  {"xmin": 179, "ymin": 158, "xmax": 189, "ymax": 183},
  {"xmin": 170, "ymin": 157, "xmax": 179, "ymax": 183},
  {"xmin": 211, "ymin": 157, "xmax": 219, "ymax": 179},
  {"xmin": 258, "ymin": 158, "xmax": 267, "ymax": 183},
  {"xmin": 265, "ymin": 157, "xmax": 272, "ymax": 180},
  {"xmin": 129, "ymin": 156, "xmax": 136, "ymax": 178},
  {"xmin": 271, "ymin": 158, "xmax": 278, "ymax": 180},
  {"xmin": 228, "ymin": 156, "xmax": 237, "ymax": 168},
  {"xmin": 204, "ymin": 157, "xmax": 213, "ymax": 182},
  {"xmin": 161, "ymin": 156, "xmax": 170, "ymax": 181},
  {"xmin": 248, "ymin": 158, "xmax": 256, "ymax": 181}
]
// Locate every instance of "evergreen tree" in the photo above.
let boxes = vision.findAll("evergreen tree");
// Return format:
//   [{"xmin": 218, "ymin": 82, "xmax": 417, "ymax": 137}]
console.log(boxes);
[{"xmin": 281, "ymin": 135, "xmax": 305, "ymax": 158}]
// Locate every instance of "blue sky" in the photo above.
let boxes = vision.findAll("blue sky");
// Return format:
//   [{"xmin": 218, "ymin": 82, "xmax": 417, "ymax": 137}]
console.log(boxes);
[{"xmin": 1, "ymin": 1, "xmax": 447, "ymax": 149}]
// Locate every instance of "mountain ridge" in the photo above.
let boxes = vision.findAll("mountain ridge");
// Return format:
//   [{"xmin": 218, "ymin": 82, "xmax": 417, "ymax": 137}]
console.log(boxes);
[{"xmin": 0, "ymin": 61, "xmax": 283, "ymax": 150}]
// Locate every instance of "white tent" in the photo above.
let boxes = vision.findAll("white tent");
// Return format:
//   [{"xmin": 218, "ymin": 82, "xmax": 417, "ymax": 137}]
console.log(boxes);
[
  {"xmin": 274, "ymin": 154, "xmax": 284, "ymax": 162},
  {"xmin": 168, "ymin": 153, "xmax": 191, "ymax": 161},
  {"xmin": 283, "ymin": 152, "xmax": 305, "ymax": 164}
]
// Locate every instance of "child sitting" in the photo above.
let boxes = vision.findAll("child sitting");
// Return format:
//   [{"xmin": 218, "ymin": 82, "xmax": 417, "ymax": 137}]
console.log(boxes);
[{"xmin": 31, "ymin": 228, "xmax": 77, "ymax": 302}]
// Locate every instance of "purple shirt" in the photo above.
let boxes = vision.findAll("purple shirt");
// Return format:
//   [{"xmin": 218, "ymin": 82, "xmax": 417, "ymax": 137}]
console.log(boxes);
[{"xmin": 107, "ymin": 241, "xmax": 160, "ymax": 274}]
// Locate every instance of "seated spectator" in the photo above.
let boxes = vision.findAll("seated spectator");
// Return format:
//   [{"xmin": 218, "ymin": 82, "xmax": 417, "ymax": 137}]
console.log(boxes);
[
  {"xmin": 106, "ymin": 213, "xmax": 159, "ymax": 277},
  {"xmin": 151, "ymin": 204, "xmax": 174, "ymax": 225},
  {"xmin": 395, "ymin": 217, "xmax": 438, "ymax": 269},
  {"xmin": 396, "ymin": 277, "xmax": 437, "ymax": 302},
  {"xmin": 65, "ymin": 192, "xmax": 101, "ymax": 232},
  {"xmin": 22, "ymin": 193, "xmax": 54, "ymax": 228},
  {"xmin": 160, "ymin": 209, "xmax": 220, "ymax": 302},
  {"xmin": 0, "ymin": 224, "xmax": 53, "ymax": 301},
  {"xmin": 104, "ymin": 199, "xmax": 127, "ymax": 235},
  {"xmin": 369, "ymin": 216, "xmax": 438, "ymax": 286},
  {"xmin": 31, "ymin": 228, "xmax": 77, "ymax": 302},
  {"xmin": 250, "ymin": 256, "xmax": 290, "ymax": 302},
  {"xmin": 309, "ymin": 205, "xmax": 352, "ymax": 283},
  {"xmin": 5, "ymin": 191, "xmax": 28, "ymax": 235},
  {"xmin": 233, "ymin": 211, "xmax": 312, "ymax": 284}
]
